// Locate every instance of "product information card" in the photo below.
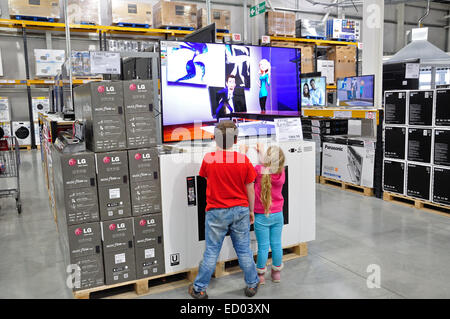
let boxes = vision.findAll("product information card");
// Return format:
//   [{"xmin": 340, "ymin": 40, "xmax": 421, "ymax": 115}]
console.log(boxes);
[{"xmin": 274, "ymin": 118, "xmax": 303, "ymax": 142}]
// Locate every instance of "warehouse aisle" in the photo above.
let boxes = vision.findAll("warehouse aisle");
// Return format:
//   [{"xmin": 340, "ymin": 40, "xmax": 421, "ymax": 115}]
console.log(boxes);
[{"xmin": 1, "ymin": 151, "xmax": 449, "ymax": 299}]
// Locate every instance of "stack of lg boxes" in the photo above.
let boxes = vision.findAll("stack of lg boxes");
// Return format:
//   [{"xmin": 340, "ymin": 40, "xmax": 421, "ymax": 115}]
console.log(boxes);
[
  {"xmin": 383, "ymin": 89, "xmax": 450, "ymax": 207},
  {"xmin": 53, "ymin": 79, "xmax": 163, "ymax": 292},
  {"xmin": 302, "ymin": 118, "xmax": 349, "ymax": 177}
]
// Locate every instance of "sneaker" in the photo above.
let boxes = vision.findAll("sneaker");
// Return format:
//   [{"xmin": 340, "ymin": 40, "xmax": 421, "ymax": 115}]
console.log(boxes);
[
  {"xmin": 244, "ymin": 284, "xmax": 259, "ymax": 297},
  {"xmin": 188, "ymin": 284, "xmax": 208, "ymax": 299}
]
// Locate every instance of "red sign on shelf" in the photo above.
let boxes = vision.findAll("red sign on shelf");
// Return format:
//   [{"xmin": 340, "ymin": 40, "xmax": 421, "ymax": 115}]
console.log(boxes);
[{"xmin": 232, "ymin": 33, "xmax": 242, "ymax": 42}]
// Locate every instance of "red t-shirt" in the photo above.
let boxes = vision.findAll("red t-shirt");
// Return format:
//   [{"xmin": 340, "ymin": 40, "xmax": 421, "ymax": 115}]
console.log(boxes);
[{"xmin": 199, "ymin": 150, "xmax": 257, "ymax": 212}]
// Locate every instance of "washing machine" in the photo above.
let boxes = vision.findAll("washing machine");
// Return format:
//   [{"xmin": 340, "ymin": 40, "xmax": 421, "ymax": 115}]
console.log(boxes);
[
  {"xmin": 0, "ymin": 122, "xmax": 11, "ymax": 138},
  {"xmin": 0, "ymin": 97, "xmax": 10, "ymax": 121},
  {"xmin": 32, "ymin": 97, "xmax": 50, "ymax": 121},
  {"xmin": 12, "ymin": 121, "xmax": 31, "ymax": 146}
]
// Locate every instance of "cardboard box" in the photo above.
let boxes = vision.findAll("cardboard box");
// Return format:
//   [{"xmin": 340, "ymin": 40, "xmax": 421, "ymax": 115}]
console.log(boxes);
[
  {"xmin": 133, "ymin": 214, "xmax": 165, "ymax": 279},
  {"xmin": 125, "ymin": 112, "xmax": 158, "ymax": 149},
  {"xmin": 265, "ymin": 11, "xmax": 295, "ymax": 36},
  {"xmin": 95, "ymin": 151, "xmax": 129, "ymax": 187},
  {"xmin": 197, "ymin": 8, "xmax": 230, "ymax": 30},
  {"xmin": 384, "ymin": 126, "xmax": 406, "ymax": 160},
  {"xmin": 9, "ymin": 0, "xmax": 60, "ymax": 20},
  {"xmin": 130, "ymin": 180, "xmax": 161, "ymax": 216},
  {"xmin": 383, "ymin": 159, "xmax": 405, "ymax": 195},
  {"xmin": 0, "ymin": 97, "xmax": 10, "ymax": 121},
  {"xmin": 406, "ymin": 163, "xmax": 431, "ymax": 201},
  {"xmin": 326, "ymin": 19, "xmax": 361, "ymax": 41},
  {"xmin": 73, "ymin": 82, "xmax": 127, "ymax": 152},
  {"xmin": 153, "ymin": 1, "xmax": 197, "ymax": 29},
  {"xmin": 59, "ymin": 152, "xmax": 96, "ymax": 190},
  {"xmin": 34, "ymin": 49, "xmax": 65, "ymax": 77},
  {"xmin": 327, "ymin": 46, "xmax": 356, "ymax": 82},
  {"xmin": 101, "ymin": 217, "xmax": 136, "ymax": 284},
  {"xmin": 432, "ymin": 166, "xmax": 450, "ymax": 205},
  {"xmin": 67, "ymin": 0, "xmax": 99, "ymax": 25},
  {"xmin": 321, "ymin": 137, "xmax": 375, "ymax": 187},
  {"xmin": 407, "ymin": 128, "xmax": 432, "ymax": 163},
  {"xmin": 296, "ymin": 19, "xmax": 326, "ymax": 38},
  {"xmin": 128, "ymin": 148, "xmax": 159, "ymax": 183},
  {"xmin": 408, "ymin": 90, "xmax": 433, "ymax": 126},
  {"xmin": 112, "ymin": 0, "xmax": 152, "ymax": 26},
  {"xmin": 384, "ymin": 91, "xmax": 407, "ymax": 125},
  {"xmin": 433, "ymin": 129, "xmax": 450, "ymax": 166},
  {"xmin": 435, "ymin": 89, "xmax": 450, "ymax": 127}
]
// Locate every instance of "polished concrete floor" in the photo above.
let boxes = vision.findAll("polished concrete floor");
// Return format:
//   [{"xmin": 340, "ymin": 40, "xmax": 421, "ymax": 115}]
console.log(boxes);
[{"xmin": 0, "ymin": 151, "xmax": 449, "ymax": 299}]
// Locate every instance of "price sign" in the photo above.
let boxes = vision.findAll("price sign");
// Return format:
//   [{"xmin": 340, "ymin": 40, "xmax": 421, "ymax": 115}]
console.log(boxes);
[
  {"xmin": 90, "ymin": 51, "xmax": 121, "ymax": 74},
  {"xmin": 274, "ymin": 118, "xmax": 303, "ymax": 142},
  {"xmin": 232, "ymin": 33, "xmax": 242, "ymax": 42},
  {"xmin": 261, "ymin": 35, "xmax": 271, "ymax": 44}
]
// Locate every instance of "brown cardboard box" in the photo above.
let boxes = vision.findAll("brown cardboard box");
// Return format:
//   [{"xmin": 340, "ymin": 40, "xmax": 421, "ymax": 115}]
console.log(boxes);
[
  {"xmin": 265, "ymin": 11, "xmax": 295, "ymax": 37},
  {"xmin": 197, "ymin": 8, "xmax": 230, "ymax": 31},
  {"xmin": 112, "ymin": 1, "xmax": 152, "ymax": 25},
  {"xmin": 9, "ymin": 0, "xmax": 60, "ymax": 20},
  {"xmin": 153, "ymin": 1, "xmax": 197, "ymax": 29},
  {"xmin": 271, "ymin": 41, "xmax": 314, "ymax": 73},
  {"xmin": 327, "ymin": 46, "xmax": 356, "ymax": 82},
  {"xmin": 68, "ymin": 0, "xmax": 99, "ymax": 25}
]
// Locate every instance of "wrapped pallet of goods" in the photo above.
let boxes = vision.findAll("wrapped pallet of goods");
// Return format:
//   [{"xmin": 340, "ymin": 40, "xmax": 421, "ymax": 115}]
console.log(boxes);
[
  {"xmin": 265, "ymin": 11, "xmax": 295, "ymax": 37},
  {"xmin": 112, "ymin": 0, "xmax": 152, "ymax": 27},
  {"xmin": 9, "ymin": 0, "xmax": 60, "ymax": 21},
  {"xmin": 197, "ymin": 8, "xmax": 230, "ymax": 31},
  {"xmin": 67, "ymin": 0, "xmax": 100, "ymax": 25},
  {"xmin": 152, "ymin": 1, "xmax": 197, "ymax": 30}
]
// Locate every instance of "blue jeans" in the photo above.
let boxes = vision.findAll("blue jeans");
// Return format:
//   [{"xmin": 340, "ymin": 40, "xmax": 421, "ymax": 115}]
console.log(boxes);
[
  {"xmin": 193, "ymin": 206, "xmax": 259, "ymax": 292},
  {"xmin": 254, "ymin": 212, "xmax": 283, "ymax": 269}
]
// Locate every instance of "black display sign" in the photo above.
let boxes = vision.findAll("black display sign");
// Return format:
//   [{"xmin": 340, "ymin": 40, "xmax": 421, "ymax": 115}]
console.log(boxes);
[
  {"xmin": 408, "ymin": 90, "xmax": 433, "ymax": 126},
  {"xmin": 384, "ymin": 126, "xmax": 406, "ymax": 160},
  {"xmin": 432, "ymin": 167, "xmax": 450, "ymax": 205},
  {"xmin": 435, "ymin": 89, "xmax": 450, "ymax": 126},
  {"xmin": 406, "ymin": 163, "xmax": 431, "ymax": 200},
  {"xmin": 383, "ymin": 160, "xmax": 405, "ymax": 194},
  {"xmin": 434, "ymin": 129, "xmax": 450, "ymax": 167},
  {"xmin": 407, "ymin": 128, "xmax": 432, "ymax": 163},
  {"xmin": 385, "ymin": 91, "xmax": 407, "ymax": 124}
]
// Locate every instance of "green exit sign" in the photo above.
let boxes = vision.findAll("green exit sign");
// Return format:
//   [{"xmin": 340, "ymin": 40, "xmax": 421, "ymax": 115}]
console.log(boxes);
[{"xmin": 250, "ymin": 1, "xmax": 266, "ymax": 17}]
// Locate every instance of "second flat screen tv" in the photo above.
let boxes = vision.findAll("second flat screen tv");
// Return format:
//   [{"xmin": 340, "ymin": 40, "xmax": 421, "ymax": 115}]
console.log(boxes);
[
  {"xmin": 160, "ymin": 41, "xmax": 300, "ymax": 142},
  {"xmin": 337, "ymin": 75, "xmax": 375, "ymax": 107},
  {"xmin": 301, "ymin": 76, "xmax": 326, "ymax": 107}
]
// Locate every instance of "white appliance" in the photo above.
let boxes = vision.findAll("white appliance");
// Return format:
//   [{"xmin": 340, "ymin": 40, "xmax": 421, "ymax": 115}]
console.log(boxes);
[
  {"xmin": 0, "ymin": 97, "xmax": 10, "ymax": 121},
  {"xmin": 33, "ymin": 122, "xmax": 40, "ymax": 146},
  {"xmin": 0, "ymin": 122, "xmax": 11, "ymax": 138},
  {"xmin": 159, "ymin": 138, "xmax": 316, "ymax": 274},
  {"xmin": 12, "ymin": 122, "xmax": 31, "ymax": 146},
  {"xmin": 32, "ymin": 97, "xmax": 50, "ymax": 121}
]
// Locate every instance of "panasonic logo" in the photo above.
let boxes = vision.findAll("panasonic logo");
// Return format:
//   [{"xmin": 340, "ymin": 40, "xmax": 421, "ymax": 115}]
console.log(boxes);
[{"xmin": 325, "ymin": 145, "xmax": 344, "ymax": 151}]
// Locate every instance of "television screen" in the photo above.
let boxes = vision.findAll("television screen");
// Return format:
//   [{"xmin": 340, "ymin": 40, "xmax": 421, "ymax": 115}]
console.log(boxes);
[
  {"xmin": 337, "ymin": 75, "xmax": 375, "ymax": 107},
  {"xmin": 301, "ymin": 76, "xmax": 326, "ymax": 107},
  {"xmin": 160, "ymin": 41, "xmax": 300, "ymax": 142}
]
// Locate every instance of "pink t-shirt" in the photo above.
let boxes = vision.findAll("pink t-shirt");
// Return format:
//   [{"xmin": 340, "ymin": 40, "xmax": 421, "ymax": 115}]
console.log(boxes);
[{"xmin": 254, "ymin": 165, "xmax": 285, "ymax": 214}]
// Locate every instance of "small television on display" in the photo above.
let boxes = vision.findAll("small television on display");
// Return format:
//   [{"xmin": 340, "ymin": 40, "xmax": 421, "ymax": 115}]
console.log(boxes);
[
  {"xmin": 160, "ymin": 40, "xmax": 301, "ymax": 142},
  {"xmin": 337, "ymin": 75, "xmax": 375, "ymax": 107},
  {"xmin": 301, "ymin": 76, "xmax": 326, "ymax": 107}
]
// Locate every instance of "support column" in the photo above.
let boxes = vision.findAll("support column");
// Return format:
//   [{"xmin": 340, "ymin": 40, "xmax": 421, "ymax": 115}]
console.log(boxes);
[
  {"xmin": 395, "ymin": 3, "xmax": 405, "ymax": 52},
  {"xmin": 244, "ymin": 0, "xmax": 248, "ymax": 43},
  {"xmin": 362, "ymin": 0, "xmax": 384, "ymax": 108}
]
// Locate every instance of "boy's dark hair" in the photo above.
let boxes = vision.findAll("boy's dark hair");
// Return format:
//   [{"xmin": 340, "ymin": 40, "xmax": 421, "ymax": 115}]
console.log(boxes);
[
  {"xmin": 310, "ymin": 79, "xmax": 315, "ymax": 85},
  {"xmin": 226, "ymin": 74, "xmax": 236, "ymax": 83},
  {"xmin": 214, "ymin": 120, "xmax": 238, "ymax": 149}
]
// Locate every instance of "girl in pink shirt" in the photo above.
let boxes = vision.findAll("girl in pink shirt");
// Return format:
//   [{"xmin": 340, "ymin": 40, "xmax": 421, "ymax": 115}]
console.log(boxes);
[{"xmin": 242, "ymin": 144, "xmax": 286, "ymax": 284}]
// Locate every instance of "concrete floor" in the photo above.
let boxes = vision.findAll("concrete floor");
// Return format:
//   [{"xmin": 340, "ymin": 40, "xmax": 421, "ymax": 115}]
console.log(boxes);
[{"xmin": 1, "ymin": 150, "xmax": 449, "ymax": 299}]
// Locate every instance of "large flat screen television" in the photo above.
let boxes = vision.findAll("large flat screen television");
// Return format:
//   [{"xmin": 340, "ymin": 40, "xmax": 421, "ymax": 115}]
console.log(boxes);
[
  {"xmin": 301, "ymin": 76, "xmax": 326, "ymax": 107},
  {"xmin": 160, "ymin": 40, "xmax": 300, "ymax": 142},
  {"xmin": 337, "ymin": 75, "xmax": 375, "ymax": 107}
]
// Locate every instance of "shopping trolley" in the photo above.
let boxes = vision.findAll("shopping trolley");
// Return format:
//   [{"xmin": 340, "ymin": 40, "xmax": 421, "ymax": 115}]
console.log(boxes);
[{"xmin": 0, "ymin": 137, "xmax": 21, "ymax": 214}]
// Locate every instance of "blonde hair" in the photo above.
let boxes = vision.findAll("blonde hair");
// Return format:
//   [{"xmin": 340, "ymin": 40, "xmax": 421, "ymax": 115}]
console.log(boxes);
[{"xmin": 260, "ymin": 146, "xmax": 285, "ymax": 217}]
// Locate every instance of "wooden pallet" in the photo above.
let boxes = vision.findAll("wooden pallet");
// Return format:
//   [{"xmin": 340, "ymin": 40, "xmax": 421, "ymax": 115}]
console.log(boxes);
[
  {"xmin": 17, "ymin": 145, "xmax": 31, "ymax": 151},
  {"xmin": 214, "ymin": 242, "xmax": 307, "ymax": 278},
  {"xmin": 73, "ymin": 242, "xmax": 307, "ymax": 299},
  {"xmin": 320, "ymin": 176, "xmax": 374, "ymax": 196},
  {"xmin": 316, "ymin": 176, "xmax": 320, "ymax": 183},
  {"xmin": 268, "ymin": 33, "xmax": 295, "ymax": 38},
  {"xmin": 383, "ymin": 192, "xmax": 450, "ymax": 218},
  {"xmin": 73, "ymin": 268, "xmax": 198, "ymax": 299}
]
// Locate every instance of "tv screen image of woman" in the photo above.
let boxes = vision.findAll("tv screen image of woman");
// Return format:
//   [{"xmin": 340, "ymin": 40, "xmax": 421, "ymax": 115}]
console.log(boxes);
[{"xmin": 258, "ymin": 59, "xmax": 271, "ymax": 112}]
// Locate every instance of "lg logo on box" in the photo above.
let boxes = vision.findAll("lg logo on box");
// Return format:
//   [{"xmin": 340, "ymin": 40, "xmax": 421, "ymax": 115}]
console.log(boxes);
[
  {"xmin": 97, "ymin": 85, "xmax": 115, "ymax": 93},
  {"xmin": 134, "ymin": 153, "xmax": 150, "ymax": 160},
  {"xmin": 139, "ymin": 219, "xmax": 155, "ymax": 226},
  {"xmin": 109, "ymin": 223, "xmax": 125, "ymax": 231},
  {"xmin": 75, "ymin": 227, "xmax": 92, "ymax": 236},
  {"xmin": 103, "ymin": 156, "xmax": 120, "ymax": 164},
  {"xmin": 129, "ymin": 84, "xmax": 145, "ymax": 91},
  {"xmin": 69, "ymin": 158, "xmax": 86, "ymax": 166}
]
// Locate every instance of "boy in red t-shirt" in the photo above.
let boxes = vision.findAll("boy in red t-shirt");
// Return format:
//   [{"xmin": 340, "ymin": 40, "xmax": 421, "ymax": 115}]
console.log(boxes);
[{"xmin": 188, "ymin": 121, "xmax": 259, "ymax": 299}]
